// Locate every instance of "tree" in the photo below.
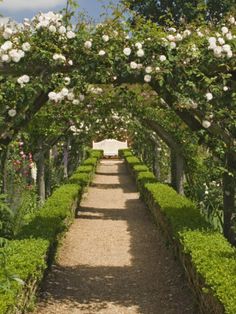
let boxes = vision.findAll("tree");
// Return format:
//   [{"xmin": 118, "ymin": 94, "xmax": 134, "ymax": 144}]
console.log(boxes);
[{"xmin": 124, "ymin": 0, "xmax": 235, "ymax": 24}]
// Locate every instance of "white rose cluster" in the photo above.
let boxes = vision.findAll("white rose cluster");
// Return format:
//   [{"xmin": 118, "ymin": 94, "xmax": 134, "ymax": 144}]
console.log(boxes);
[
  {"xmin": 70, "ymin": 125, "xmax": 81, "ymax": 135},
  {"xmin": 0, "ymin": 39, "xmax": 30, "ymax": 63},
  {"xmin": 48, "ymin": 88, "xmax": 76, "ymax": 103},
  {"xmin": 53, "ymin": 53, "xmax": 66, "ymax": 62},
  {"xmin": 208, "ymin": 23, "xmax": 235, "ymax": 58},
  {"xmin": 89, "ymin": 86, "xmax": 103, "ymax": 94},
  {"xmin": 17, "ymin": 75, "xmax": 30, "ymax": 87},
  {"xmin": 33, "ymin": 12, "xmax": 75, "ymax": 39}
]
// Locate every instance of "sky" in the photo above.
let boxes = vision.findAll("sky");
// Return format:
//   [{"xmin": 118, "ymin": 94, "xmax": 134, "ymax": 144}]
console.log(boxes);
[{"xmin": 0, "ymin": 0, "xmax": 120, "ymax": 22}]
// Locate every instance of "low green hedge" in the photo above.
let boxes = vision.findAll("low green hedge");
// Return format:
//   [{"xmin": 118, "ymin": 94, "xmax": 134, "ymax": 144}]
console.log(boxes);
[
  {"xmin": 145, "ymin": 183, "xmax": 236, "ymax": 314},
  {"xmin": 87, "ymin": 149, "xmax": 103, "ymax": 159},
  {"xmin": 18, "ymin": 184, "xmax": 80, "ymax": 241},
  {"xmin": 76, "ymin": 165, "xmax": 94, "ymax": 173},
  {"xmin": 83, "ymin": 158, "xmax": 98, "ymax": 166},
  {"xmin": 0, "ymin": 239, "xmax": 48, "ymax": 314},
  {"xmin": 124, "ymin": 150, "xmax": 236, "ymax": 314},
  {"xmin": 0, "ymin": 150, "xmax": 100, "ymax": 314},
  {"xmin": 136, "ymin": 171, "xmax": 158, "ymax": 190},
  {"xmin": 118, "ymin": 148, "xmax": 133, "ymax": 158},
  {"xmin": 125, "ymin": 156, "xmax": 142, "ymax": 167},
  {"xmin": 133, "ymin": 164, "xmax": 149, "ymax": 172},
  {"xmin": 68, "ymin": 172, "xmax": 91, "ymax": 187}
]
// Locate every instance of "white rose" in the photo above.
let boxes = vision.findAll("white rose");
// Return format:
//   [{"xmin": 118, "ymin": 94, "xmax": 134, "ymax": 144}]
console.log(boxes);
[
  {"xmin": 213, "ymin": 46, "xmax": 222, "ymax": 57},
  {"xmin": 167, "ymin": 34, "xmax": 175, "ymax": 41},
  {"xmin": 226, "ymin": 33, "xmax": 233, "ymax": 40},
  {"xmin": 221, "ymin": 26, "xmax": 228, "ymax": 35},
  {"xmin": 1, "ymin": 41, "xmax": 13, "ymax": 51},
  {"xmin": 102, "ymin": 34, "xmax": 109, "ymax": 42},
  {"xmin": 145, "ymin": 66, "xmax": 152, "ymax": 74},
  {"xmin": 218, "ymin": 37, "xmax": 225, "ymax": 45},
  {"xmin": 98, "ymin": 50, "xmax": 106, "ymax": 56},
  {"xmin": 49, "ymin": 25, "xmax": 57, "ymax": 33},
  {"xmin": 72, "ymin": 99, "xmax": 80, "ymax": 105},
  {"xmin": 202, "ymin": 120, "xmax": 211, "ymax": 128},
  {"xmin": 135, "ymin": 42, "xmax": 142, "ymax": 49},
  {"xmin": 137, "ymin": 49, "xmax": 144, "ymax": 57},
  {"xmin": 1, "ymin": 54, "xmax": 10, "ymax": 62},
  {"xmin": 144, "ymin": 74, "xmax": 152, "ymax": 82},
  {"xmin": 61, "ymin": 88, "xmax": 69, "ymax": 96},
  {"xmin": 170, "ymin": 42, "xmax": 176, "ymax": 49},
  {"xmin": 208, "ymin": 37, "xmax": 216, "ymax": 45},
  {"xmin": 64, "ymin": 77, "xmax": 71, "ymax": 85},
  {"xmin": 48, "ymin": 91, "xmax": 57, "ymax": 101},
  {"xmin": 58, "ymin": 26, "xmax": 66, "ymax": 34},
  {"xmin": 183, "ymin": 29, "xmax": 191, "ymax": 37},
  {"xmin": 79, "ymin": 94, "xmax": 85, "ymax": 101},
  {"xmin": 67, "ymin": 92, "xmax": 75, "ymax": 100},
  {"xmin": 67, "ymin": 31, "xmax": 75, "ymax": 39},
  {"xmin": 222, "ymin": 44, "xmax": 231, "ymax": 53},
  {"xmin": 175, "ymin": 33, "xmax": 183, "ymax": 41},
  {"xmin": 205, "ymin": 92, "xmax": 213, "ymax": 101},
  {"xmin": 223, "ymin": 86, "xmax": 229, "ymax": 91},
  {"xmin": 159, "ymin": 55, "xmax": 167, "ymax": 62},
  {"xmin": 3, "ymin": 28, "xmax": 13, "ymax": 39},
  {"xmin": 130, "ymin": 61, "xmax": 138, "ymax": 69},
  {"xmin": 8, "ymin": 109, "xmax": 16, "ymax": 117},
  {"xmin": 229, "ymin": 16, "xmax": 235, "ymax": 24},
  {"xmin": 123, "ymin": 47, "xmax": 131, "ymax": 56},
  {"xmin": 84, "ymin": 41, "xmax": 92, "ymax": 49},
  {"xmin": 22, "ymin": 42, "xmax": 31, "ymax": 52},
  {"xmin": 227, "ymin": 50, "xmax": 233, "ymax": 58}
]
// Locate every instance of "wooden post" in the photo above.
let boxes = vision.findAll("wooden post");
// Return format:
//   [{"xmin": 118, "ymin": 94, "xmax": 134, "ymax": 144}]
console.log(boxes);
[
  {"xmin": 36, "ymin": 140, "xmax": 45, "ymax": 205},
  {"xmin": 222, "ymin": 151, "xmax": 235, "ymax": 244},
  {"xmin": 171, "ymin": 150, "xmax": 185, "ymax": 195}
]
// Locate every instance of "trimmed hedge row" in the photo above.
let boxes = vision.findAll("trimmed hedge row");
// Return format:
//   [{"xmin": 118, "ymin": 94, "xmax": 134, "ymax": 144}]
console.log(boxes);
[
  {"xmin": 0, "ymin": 150, "xmax": 102, "ymax": 314},
  {"xmin": 119, "ymin": 148, "xmax": 236, "ymax": 314}
]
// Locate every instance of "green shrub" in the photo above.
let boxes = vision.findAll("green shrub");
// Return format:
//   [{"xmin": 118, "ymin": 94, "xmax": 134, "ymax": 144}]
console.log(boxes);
[
  {"xmin": 18, "ymin": 184, "xmax": 80, "ymax": 241},
  {"xmin": 83, "ymin": 158, "xmax": 98, "ymax": 166},
  {"xmin": 133, "ymin": 164, "xmax": 149, "ymax": 173},
  {"xmin": 76, "ymin": 165, "xmax": 94, "ymax": 173},
  {"xmin": 0, "ymin": 239, "xmax": 48, "ymax": 314},
  {"xmin": 119, "ymin": 149, "xmax": 133, "ymax": 158},
  {"xmin": 136, "ymin": 172, "xmax": 158, "ymax": 189},
  {"xmin": 87, "ymin": 149, "xmax": 103, "ymax": 159},
  {"xmin": 144, "ymin": 182, "xmax": 236, "ymax": 314},
  {"xmin": 181, "ymin": 230, "xmax": 236, "ymax": 314},
  {"xmin": 125, "ymin": 156, "xmax": 141, "ymax": 167},
  {"xmin": 68, "ymin": 172, "xmax": 91, "ymax": 187},
  {"xmin": 0, "ymin": 156, "xmax": 98, "ymax": 314},
  {"xmin": 145, "ymin": 183, "xmax": 209, "ymax": 233},
  {"xmin": 124, "ymin": 150, "xmax": 236, "ymax": 314}
]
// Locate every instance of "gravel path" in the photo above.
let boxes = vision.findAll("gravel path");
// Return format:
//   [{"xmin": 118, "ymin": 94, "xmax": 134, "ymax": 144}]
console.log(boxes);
[{"xmin": 35, "ymin": 159, "xmax": 198, "ymax": 314}]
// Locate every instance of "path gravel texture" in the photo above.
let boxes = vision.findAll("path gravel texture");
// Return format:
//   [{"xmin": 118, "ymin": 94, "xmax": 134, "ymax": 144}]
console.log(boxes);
[{"xmin": 35, "ymin": 159, "xmax": 198, "ymax": 314}]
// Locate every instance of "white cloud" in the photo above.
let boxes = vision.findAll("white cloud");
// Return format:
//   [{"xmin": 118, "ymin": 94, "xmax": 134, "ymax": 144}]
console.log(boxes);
[{"xmin": 0, "ymin": 0, "xmax": 65, "ymax": 11}]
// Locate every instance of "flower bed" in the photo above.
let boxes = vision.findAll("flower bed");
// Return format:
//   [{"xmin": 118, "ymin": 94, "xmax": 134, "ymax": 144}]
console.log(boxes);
[
  {"xmin": 119, "ymin": 148, "xmax": 236, "ymax": 314},
  {"xmin": 0, "ymin": 150, "xmax": 102, "ymax": 314}
]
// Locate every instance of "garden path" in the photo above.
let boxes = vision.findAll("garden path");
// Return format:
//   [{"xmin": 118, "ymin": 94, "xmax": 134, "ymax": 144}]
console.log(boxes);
[{"xmin": 35, "ymin": 159, "xmax": 198, "ymax": 314}]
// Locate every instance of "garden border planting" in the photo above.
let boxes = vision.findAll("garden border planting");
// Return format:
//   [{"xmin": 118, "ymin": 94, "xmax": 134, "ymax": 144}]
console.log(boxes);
[
  {"xmin": 119, "ymin": 148, "xmax": 236, "ymax": 314},
  {"xmin": 0, "ymin": 149, "xmax": 103, "ymax": 314}
]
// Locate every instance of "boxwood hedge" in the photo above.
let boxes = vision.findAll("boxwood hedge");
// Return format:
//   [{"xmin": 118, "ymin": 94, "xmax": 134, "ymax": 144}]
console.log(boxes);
[
  {"xmin": 0, "ymin": 149, "xmax": 102, "ymax": 314},
  {"xmin": 120, "ymin": 148, "xmax": 236, "ymax": 314}
]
